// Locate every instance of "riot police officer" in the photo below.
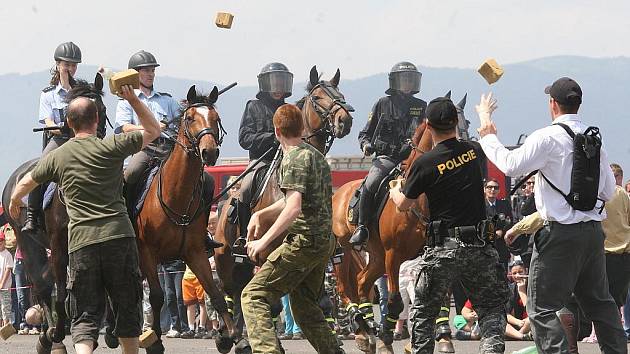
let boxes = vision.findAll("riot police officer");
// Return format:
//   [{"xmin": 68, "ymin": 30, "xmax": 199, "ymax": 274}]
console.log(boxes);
[
  {"xmin": 390, "ymin": 97, "xmax": 509, "ymax": 354},
  {"xmin": 349, "ymin": 62, "xmax": 426, "ymax": 248},
  {"xmin": 23, "ymin": 42, "xmax": 82, "ymax": 232},
  {"xmin": 236, "ymin": 62, "xmax": 293, "ymax": 237},
  {"xmin": 115, "ymin": 50, "xmax": 181, "ymax": 187}
]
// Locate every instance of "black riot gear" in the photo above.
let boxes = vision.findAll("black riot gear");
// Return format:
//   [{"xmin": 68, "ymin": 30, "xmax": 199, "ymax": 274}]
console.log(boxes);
[
  {"xmin": 386, "ymin": 62, "xmax": 421, "ymax": 95},
  {"xmin": 54, "ymin": 42, "xmax": 82, "ymax": 63},
  {"xmin": 128, "ymin": 50, "xmax": 160, "ymax": 70},
  {"xmin": 257, "ymin": 62, "xmax": 293, "ymax": 98}
]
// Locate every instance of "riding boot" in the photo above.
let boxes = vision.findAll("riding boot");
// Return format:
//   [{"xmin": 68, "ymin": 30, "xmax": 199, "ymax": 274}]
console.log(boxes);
[
  {"xmin": 22, "ymin": 185, "xmax": 43, "ymax": 233},
  {"xmin": 205, "ymin": 234, "xmax": 224, "ymax": 255},
  {"xmin": 349, "ymin": 189, "xmax": 374, "ymax": 249}
]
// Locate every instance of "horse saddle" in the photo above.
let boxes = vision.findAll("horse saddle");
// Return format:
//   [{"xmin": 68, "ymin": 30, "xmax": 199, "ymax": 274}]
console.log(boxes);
[
  {"xmin": 347, "ymin": 168, "xmax": 401, "ymax": 225},
  {"xmin": 248, "ymin": 163, "xmax": 272, "ymax": 208},
  {"xmin": 43, "ymin": 183, "xmax": 64, "ymax": 210},
  {"xmin": 126, "ymin": 165, "xmax": 160, "ymax": 219}
]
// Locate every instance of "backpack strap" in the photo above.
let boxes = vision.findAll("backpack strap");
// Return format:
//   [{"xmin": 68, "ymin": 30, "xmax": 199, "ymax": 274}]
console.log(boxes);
[{"xmin": 553, "ymin": 122, "xmax": 575, "ymax": 139}]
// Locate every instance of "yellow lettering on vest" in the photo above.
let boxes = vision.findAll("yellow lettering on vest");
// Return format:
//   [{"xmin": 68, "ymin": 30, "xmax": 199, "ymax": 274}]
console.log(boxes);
[
  {"xmin": 469, "ymin": 150, "xmax": 476, "ymax": 159},
  {"xmin": 437, "ymin": 163, "xmax": 446, "ymax": 175},
  {"xmin": 461, "ymin": 154, "xmax": 470, "ymax": 163},
  {"xmin": 445, "ymin": 160, "xmax": 455, "ymax": 169},
  {"xmin": 454, "ymin": 157, "xmax": 463, "ymax": 167}
]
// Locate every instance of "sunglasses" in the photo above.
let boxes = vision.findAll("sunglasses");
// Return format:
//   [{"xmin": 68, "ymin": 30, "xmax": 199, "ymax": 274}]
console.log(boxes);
[
  {"xmin": 485, "ymin": 185, "xmax": 500, "ymax": 190},
  {"xmin": 526, "ymin": 181, "xmax": 535, "ymax": 185}
]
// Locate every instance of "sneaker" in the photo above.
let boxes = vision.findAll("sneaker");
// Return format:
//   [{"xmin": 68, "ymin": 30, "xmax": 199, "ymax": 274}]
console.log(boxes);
[
  {"xmin": 292, "ymin": 332, "xmax": 303, "ymax": 340},
  {"xmin": 28, "ymin": 328, "xmax": 40, "ymax": 335},
  {"xmin": 521, "ymin": 332, "xmax": 533, "ymax": 341},
  {"xmin": 278, "ymin": 333, "xmax": 293, "ymax": 340},
  {"xmin": 194, "ymin": 328, "xmax": 207, "ymax": 339},
  {"xmin": 165, "ymin": 329, "xmax": 181, "ymax": 338},
  {"xmin": 202, "ymin": 329, "xmax": 216, "ymax": 339},
  {"xmin": 180, "ymin": 330, "xmax": 195, "ymax": 339},
  {"xmin": 18, "ymin": 328, "xmax": 29, "ymax": 335}
]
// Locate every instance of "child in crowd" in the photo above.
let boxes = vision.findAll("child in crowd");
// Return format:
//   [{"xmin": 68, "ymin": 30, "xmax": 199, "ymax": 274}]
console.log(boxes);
[
  {"xmin": 0, "ymin": 233, "xmax": 13, "ymax": 326},
  {"xmin": 181, "ymin": 265, "xmax": 208, "ymax": 339},
  {"xmin": 453, "ymin": 300, "xmax": 481, "ymax": 340}
]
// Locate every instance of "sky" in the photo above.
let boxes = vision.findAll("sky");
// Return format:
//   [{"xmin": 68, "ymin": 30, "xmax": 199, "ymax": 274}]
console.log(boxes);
[{"xmin": 1, "ymin": 0, "xmax": 629, "ymax": 86}]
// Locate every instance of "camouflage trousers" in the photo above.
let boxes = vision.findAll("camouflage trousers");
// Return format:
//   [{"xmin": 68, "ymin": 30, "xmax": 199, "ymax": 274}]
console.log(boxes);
[
  {"xmin": 411, "ymin": 244, "xmax": 509, "ymax": 354},
  {"xmin": 241, "ymin": 233, "xmax": 340, "ymax": 354}
]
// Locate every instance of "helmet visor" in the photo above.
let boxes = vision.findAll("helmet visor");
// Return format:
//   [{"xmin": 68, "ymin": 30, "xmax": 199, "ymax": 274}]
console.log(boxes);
[
  {"xmin": 391, "ymin": 71, "xmax": 421, "ymax": 93},
  {"xmin": 259, "ymin": 71, "xmax": 293, "ymax": 95}
]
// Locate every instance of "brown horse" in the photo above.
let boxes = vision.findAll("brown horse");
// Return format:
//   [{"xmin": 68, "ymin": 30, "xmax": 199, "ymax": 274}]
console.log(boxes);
[
  {"xmin": 331, "ymin": 94, "xmax": 467, "ymax": 354},
  {"xmin": 1, "ymin": 75, "xmax": 115, "ymax": 354},
  {"xmin": 136, "ymin": 85, "xmax": 239, "ymax": 354},
  {"xmin": 213, "ymin": 66, "xmax": 354, "ymax": 352}
]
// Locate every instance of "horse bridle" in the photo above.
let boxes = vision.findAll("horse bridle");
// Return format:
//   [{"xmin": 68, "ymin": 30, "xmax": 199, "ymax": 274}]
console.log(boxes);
[
  {"xmin": 177, "ymin": 102, "xmax": 227, "ymax": 157},
  {"xmin": 303, "ymin": 82, "xmax": 354, "ymax": 153}
]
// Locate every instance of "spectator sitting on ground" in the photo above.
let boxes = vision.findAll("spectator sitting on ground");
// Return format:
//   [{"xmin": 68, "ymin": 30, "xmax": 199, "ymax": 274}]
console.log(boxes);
[
  {"xmin": 506, "ymin": 260, "xmax": 533, "ymax": 340},
  {"xmin": 453, "ymin": 300, "xmax": 481, "ymax": 340}
]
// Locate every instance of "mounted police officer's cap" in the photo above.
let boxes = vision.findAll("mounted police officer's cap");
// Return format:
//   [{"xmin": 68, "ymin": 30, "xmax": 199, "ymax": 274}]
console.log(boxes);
[
  {"xmin": 544, "ymin": 77, "xmax": 582, "ymax": 105},
  {"xmin": 257, "ymin": 62, "xmax": 293, "ymax": 98},
  {"xmin": 54, "ymin": 42, "xmax": 82, "ymax": 63},
  {"xmin": 426, "ymin": 97, "xmax": 458, "ymax": 130},
  {"xmin": 128, "ymin": 50, "xmax": 160, "ymax": 70},
  {"xmin": 387, "ymin": 61, "xmax": 421, "ymax": 95}
]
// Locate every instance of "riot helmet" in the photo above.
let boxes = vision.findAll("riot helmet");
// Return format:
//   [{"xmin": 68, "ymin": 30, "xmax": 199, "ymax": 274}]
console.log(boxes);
[
  {"xmin": 386, "ymin": 61, "xmax": 421, "ymax": 95},
  {"xmin": 257, "ymin": 62, "xmax": 293, "ymax": 98},
  {"xmin": 54, "ymin": 42, "xmax": 82, "ymax": 63},
  {"xmin": 128, "ymin": 50, "xmax": 160, "ymax": 70}
]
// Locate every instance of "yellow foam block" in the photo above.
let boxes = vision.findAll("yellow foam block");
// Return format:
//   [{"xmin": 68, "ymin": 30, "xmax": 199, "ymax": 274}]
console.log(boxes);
[
  {"xmin": 477, "ymin": 58, "xmax": 504, "ymax": 84},
  {"xmin": 0, "ymin": 323, "xmax": 16, "ymax": 340},
  {"xmin": 139, "ymin": 329, "xmax": 157, "ymax": 348},
  {"xmin": 215, "ymin": 12, "xmax": 234, "ymax": 29},
  {"xmin": 109, "ymin": 69, "xmax": 139, "ymax": 95}
]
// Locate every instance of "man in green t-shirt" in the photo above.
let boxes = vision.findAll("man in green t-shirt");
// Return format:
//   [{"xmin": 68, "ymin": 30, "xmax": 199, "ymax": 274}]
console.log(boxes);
[
  {"xmin": 241, "ymin": 104, "xmax": 343, "ymax": 354},
  {"xmin": 9, "ymin": 85, "xmax": 160, "ymax": 354}
]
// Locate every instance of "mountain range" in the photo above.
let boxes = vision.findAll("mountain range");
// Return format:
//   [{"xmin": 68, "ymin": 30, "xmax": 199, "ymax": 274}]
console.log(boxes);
[{"xmin": 1, "ymin": 56, "xmax": 629, "ymax": 187}]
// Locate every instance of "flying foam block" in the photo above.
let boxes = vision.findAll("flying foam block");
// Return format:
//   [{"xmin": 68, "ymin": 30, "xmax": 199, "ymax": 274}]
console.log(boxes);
[
  {"xmin": 215, "ymin": 12, "xmax": 234, "ymax": 29},
  {"xmin": 477, "ymin": 58, "xmax": 504, "ymax": 84},
  {"xmin": 109, "ymin": 69, "xmax": 139, "ymax": 95}
]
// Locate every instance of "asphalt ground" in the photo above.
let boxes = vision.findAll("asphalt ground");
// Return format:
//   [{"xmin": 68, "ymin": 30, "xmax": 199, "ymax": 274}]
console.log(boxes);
[{"xmin": 0, "ymin": 335, "xmax": 612, "ymax": 353}]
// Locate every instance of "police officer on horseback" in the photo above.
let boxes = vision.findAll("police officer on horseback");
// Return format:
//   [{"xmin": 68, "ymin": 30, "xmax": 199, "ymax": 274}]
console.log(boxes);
[
  {"xmin": 115, "ymin": 50, "xmax": 181, "ymax": 188},
  {"xmin": 235, "ymin": 62, "xmax": 293, "ymax": 237},
  {"xmin": 349, "ymin": 61, "xmax": 426, "ymax": 248},
  {"xmin": 23, "ymin": 42, "xmax": 82, "ymax": 233}
]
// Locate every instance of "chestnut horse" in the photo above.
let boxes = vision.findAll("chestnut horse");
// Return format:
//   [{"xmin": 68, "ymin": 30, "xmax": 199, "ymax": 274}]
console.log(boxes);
[
  {"xmin": 1, "ymin": 75, "xmax": 115, "ymax": 354},
  {"xmin": 331, "ymin": 94, "xmax": 467, "ymax": 354},
  {"xmin": 213, "ymin": 66, "xmax": 354, "ymax": 352},
  {"xmin": 135, "ymin": 85, "xmax": 245, "ymax": 354}
]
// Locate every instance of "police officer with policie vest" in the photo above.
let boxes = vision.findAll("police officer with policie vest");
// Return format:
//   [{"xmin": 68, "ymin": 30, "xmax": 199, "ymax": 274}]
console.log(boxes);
[
  {"xmin": 390, "ymin": 97, "xmax": 509, "ymax": 354},
  {"xmin": 350, "ymin": 62, "xmax": 427, "ymax": 248}
]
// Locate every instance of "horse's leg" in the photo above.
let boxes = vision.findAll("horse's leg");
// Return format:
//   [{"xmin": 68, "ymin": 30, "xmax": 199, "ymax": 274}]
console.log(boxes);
[
  {"xmin": 374, "ymin": 250, "xmax": 402, "ymax": 354},
  {"xmin": 138, "ymin": 244, "xmax": 165, "ymax": 354},
  {"xmin": 354, "ymin": 241, "xmax": 385, "ymax": 354},
  {"xmin": 186, "ymin": 249, "xmax": 239, "ymax": 354},
  {"xmin": 435, "ymin": 291, "xmax": 455, "ymax": 353}
]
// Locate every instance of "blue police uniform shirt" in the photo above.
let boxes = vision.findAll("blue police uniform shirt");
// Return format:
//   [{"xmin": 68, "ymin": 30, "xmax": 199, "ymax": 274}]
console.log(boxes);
[
  {"xmin": 114, "ymin": 88, "xmax": 181, "ymax": 135},
  {"xmin": 39, "ymin": 84, "xmax": 69, "ymax": 125}
]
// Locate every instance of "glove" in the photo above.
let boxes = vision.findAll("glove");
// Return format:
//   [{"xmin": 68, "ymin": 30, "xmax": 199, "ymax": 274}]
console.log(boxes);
[
  {"xmin": 398, "ymin": 144, "xmax": 412, "ymax": 159},
  {"xmin": 362, "ymin": 143, "xmax": 375, "ymax": 156}
]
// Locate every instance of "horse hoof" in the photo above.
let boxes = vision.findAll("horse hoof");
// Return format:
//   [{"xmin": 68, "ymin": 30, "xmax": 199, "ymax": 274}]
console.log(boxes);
[
  {"xmin": 145, "ymin": 339, "xmax": 165, "ymax": 354},
  {"xmin": 104, "ymin": 331, "xmax": 120, "ymax": 348},
  {"xmin": 51, "ymin": 342, "xmax": 68, "ymax": 354},
  {"xmin": 37, "ymin": 333, "xmax": 53, "ymax": 354},
  {"xmin": 355, "ymin": 333, "xmax": 371, "ymax": 353},
  {"xmin": 215, "ymin": 334, "xmax": 233, "ymax": 354},
  {"xmin": 368, "ymin": 335, "xmax": 377, "ymax": 354},
  {"xmin": 404, "ymin": 341, "xmax": 412, "ymax": 354},
  {"xmin": 234, "ymin": 337, "xmax": 252, "ymax": 354},
  {"xmin": 376, "ymin": 340, "xmax": 395, "ymax": 354},
  {"xmin": 436, "ymin": 338, "xmax": 455, "ymax": 353}
]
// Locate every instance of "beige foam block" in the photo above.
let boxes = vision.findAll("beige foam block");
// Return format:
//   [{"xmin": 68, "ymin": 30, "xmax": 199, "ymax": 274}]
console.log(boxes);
[
  {"xmin": 139, "ymin": 329, "xmax": 157, "ymax": 348},
  {"xmin": 0, "ymin": 323, "xmax": 16, "ymax": 340},
  {"xmin": 388, "ymin": 178, "xmax": 406, "ymax": 190},
  {"xmin": 477, "ymin": 58, "xmax": 504, "ymax": 84},
  {"xmin": 109, "ymin": 69, "xmax": 140, "ymax": 95},
  {"xmin": 215, "ymin": 12, "xmax": 234, "ymax": 29}
]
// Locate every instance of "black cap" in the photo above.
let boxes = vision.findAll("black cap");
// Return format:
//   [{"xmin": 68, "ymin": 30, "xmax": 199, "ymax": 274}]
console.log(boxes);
[
  {"xmin": 426, "ymin": 97, "xmax": 458, "ymax": 129},
  {"xmin": 544, "ymin": 77, "xmax": 582, "ymax": 105}
]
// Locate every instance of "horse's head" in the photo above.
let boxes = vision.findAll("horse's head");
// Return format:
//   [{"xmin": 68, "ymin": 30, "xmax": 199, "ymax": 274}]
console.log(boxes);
[
  {"xmin": 180, "ymin": 85, "xmax": 224, "ymax": 166},
  {"xmin": 65, "ymin": 73, "xmax": 108, "ymax": 138},
  {"xmin": 302, "ymin": 66, "xmax": 354, "ymax": 146}
]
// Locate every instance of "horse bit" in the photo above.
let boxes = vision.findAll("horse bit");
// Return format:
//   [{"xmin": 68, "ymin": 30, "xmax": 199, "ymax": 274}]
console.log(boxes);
[{"xmin": 304, "ymin": 82, "xmax": 354, "ymax": 153}]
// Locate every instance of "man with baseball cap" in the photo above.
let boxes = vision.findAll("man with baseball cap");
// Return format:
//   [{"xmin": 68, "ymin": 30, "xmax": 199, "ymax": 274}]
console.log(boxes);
[
  {"xmin": 390, "ymin": 97, "xmax": 509, "ymax": 354},
  {"xmin": 477, "ymin": 77, "xmax": 625, "ymax": 353}
]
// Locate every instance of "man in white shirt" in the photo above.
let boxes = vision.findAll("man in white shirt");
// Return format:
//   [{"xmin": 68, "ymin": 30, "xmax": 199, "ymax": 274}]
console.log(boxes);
[{"xmin": 476, "ymin": 77, "xmax": 626, "ymax": 353}]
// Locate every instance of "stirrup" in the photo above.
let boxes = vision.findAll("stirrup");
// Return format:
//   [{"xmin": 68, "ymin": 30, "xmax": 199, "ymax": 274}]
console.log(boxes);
[{"xmin": 349, "ymin": 225, "xmax": 369, "ymax": 250}]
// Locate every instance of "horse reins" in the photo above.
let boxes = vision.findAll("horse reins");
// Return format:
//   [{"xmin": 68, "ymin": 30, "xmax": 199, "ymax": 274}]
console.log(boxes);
[{"xmin": 303, "ymin": 82, "xmax": 354, "ymax": 153}]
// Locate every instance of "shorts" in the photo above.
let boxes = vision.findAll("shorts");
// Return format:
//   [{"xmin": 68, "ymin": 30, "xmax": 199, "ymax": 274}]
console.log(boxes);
[
  {"xmin": 0, "ymin": 290, "xmax": 11, "ymax": 322},
  {"xmin": 182, "ymin": 277, "xmax": 205, "ymax": 305},
  {"xmin": 66, "ymin": 237, "xmax": 142, "ymax": 346}
]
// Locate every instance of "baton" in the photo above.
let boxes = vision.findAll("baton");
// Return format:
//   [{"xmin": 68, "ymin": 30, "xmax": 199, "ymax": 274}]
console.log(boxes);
[
  {"xmin": 218, "ymin": 82, "xmax": 237, "ymax": 96},
  {"xmin": 33, "ymin": 126, "xmax": 62, "ymax": 132}
]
